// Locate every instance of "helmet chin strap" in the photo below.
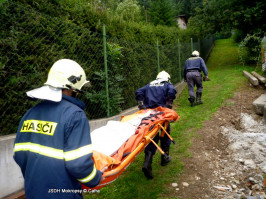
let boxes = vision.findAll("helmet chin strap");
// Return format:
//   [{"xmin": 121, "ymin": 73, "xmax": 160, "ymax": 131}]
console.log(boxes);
[
  {"xmin": 65, "ymin": 84, "xmax": 84, "ymax": 94},
  {"xmin": 62, "ymin": 88, "xmax": 80, "ymax": 98},
  {"xmin": 71, "ymin": 91, "xmax": 78, "ymax": 98}
]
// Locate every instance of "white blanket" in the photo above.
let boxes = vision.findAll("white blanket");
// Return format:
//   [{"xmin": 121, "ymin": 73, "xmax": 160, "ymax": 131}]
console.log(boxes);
[{"xmin": 91, "ymin": 111, "xmax": 151, "ymax": 156}]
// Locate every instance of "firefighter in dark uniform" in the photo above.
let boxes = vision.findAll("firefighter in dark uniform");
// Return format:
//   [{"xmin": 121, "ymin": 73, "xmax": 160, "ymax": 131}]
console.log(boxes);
[
  {"xmin": 135, "ymin": 71, "xmax": 177, "ymax": 179},
  {"xmin": 184, "ymin": 50, "xmax": 209, "ymax": 107},
  {"xmin": 13, "ymin": 59, "xmax": 106, "ymax": 199}
]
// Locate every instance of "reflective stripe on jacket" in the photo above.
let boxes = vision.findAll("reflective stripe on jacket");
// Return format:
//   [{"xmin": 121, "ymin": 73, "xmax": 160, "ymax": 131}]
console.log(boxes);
[{"xmin": 13, "ymin": 94, "xmax": 102, "ymax": 199}]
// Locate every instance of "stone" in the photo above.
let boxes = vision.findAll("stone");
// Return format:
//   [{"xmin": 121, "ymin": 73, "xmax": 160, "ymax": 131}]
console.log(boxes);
[
  {"xmin": 244, "ymin": 159, "xmax": 256, "ymax": 169},
  {"xmin": 171, "ymin": 183, "xmax": 178, "ymax": 187},
  {"xmin": 264, "ymin": 105, "xmax": 266, "ymax": 121},
  {"xmin": 213, "ymin": 186, "xmax": 231, "ymax": 191},
  {"xmin": 247, "ymin": 196, "xmax": 257, "ymax": 199},
  {"xmin": 249, "ymin": 177, "xmax": 256, "ymax": 184},
  {"xmin": 239, "ymin": 159, "xmax": 244, "ymax": 164},
  {"xmin": 251, "ymin": 184, "xmax": 261, "ymax": 190},
  {"xmin": 232, "ymin": 184, "xmax": 237, "ymax": 189},
  {"xmin": 243, "ymin": 71, "xmax": 259, "ymax": 86},
  {"xmin": 251, "ymin": 71, "xmax": 266, "ymax": 84},
  {"xmin": 253, "ymin": 94, "xmax": 266, "ymax": 115},
  {"xmin": 182, "ymin": 182, "xmax": 189, "ymax": 187}
]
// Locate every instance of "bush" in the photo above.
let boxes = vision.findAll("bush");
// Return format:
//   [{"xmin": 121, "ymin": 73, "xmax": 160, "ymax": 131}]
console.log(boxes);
[
  {"xmin": 238, "ymin": 34, "xmax": 262, "ymax": 66},
  {"xmin": 0, "ymin": 0, "xmax": 215, "ymax": 135}
]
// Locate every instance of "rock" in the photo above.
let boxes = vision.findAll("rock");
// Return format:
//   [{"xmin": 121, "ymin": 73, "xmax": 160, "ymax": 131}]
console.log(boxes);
[
  {"xmin": 213, "ymin": 186, "xmax": 231, "ymax": 191},
  {"xmin": 240, "ymin": 192, "xmax": 247, "ymax": 199},
  {"xmin": 251, "ymin": 184, "xmax": 261, "ymax": 190},
  {"xmin": 233, "ymin": 179, "xmax": 240, "ymax": 185},
  {"xmin": 171, "ymin": 183, "xmax": 178, "ymax": 187},
  {"xmin": 253, "ymin": 94, "xmax": 266, "ymax": 115},
  {"xmin": 249, "ymin": 177, "xmax": 256, "ymax": 184},
  {"xmin": 232, "ymin": 184, "xmax": 237, "ymax": 189},
  {"xmin": 243, "ymin": 70, "xmax": 259, "ymax": 86},
  {"xmin": 247, "ymin": 196, "xmax": 257, "ymax": 199},
  {"xmin": 254, "ymin": 174, "xmax": 263, "ymax": 183},
  {"xmin": 244, "ymin": 160, "xmax": 256, "ymax": 169},
  {"xmin": 195, "ymin": 176, "xmax": 201, "ymax": 180},
  {"xmin": 234, "ymin": 193, "xmax": 241, "ymax": 199},
  {"xmin": 230, "ymin": 173, "xmax": 236, "ymax": 176},
  {"xmin": 239, "ymin": 159, "xmax": 244, "ymax": 164},
  {"xmin": 251, "ymin": 71, "xmax": 266, "ymax": 84},
  {"xmin": 239, "ymin": 188, "xmax": 246, "ymax": 192},
  {"xmin": 182, "ymin": 182, "xmax": 189, "ymax": 187},
  {"xmin": 227, "ymin": 196, "xmax": 234, "ymax": 199}
]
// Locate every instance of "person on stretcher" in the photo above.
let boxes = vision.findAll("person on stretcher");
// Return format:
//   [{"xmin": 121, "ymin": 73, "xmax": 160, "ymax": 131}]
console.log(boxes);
[{"xmin": 135, "ymin": 71, "xmax": 177, "ymax": 179}]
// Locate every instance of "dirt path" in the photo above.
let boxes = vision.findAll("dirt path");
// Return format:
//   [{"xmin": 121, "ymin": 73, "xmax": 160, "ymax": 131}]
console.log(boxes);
[{"xmin": 171, "ymin": 83, "xmax": 266, "ymax": 199}]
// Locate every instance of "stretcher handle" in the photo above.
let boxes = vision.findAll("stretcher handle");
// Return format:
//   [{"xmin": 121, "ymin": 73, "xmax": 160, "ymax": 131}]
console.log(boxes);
[
  {"xmin": 158, "ymin": 123, "xmax": 176, "ymax": 144},
  {"xmin": 102, "ymin": 121, "xmax": 168, "ymax": 179},
  {"xmin": 145, "ymin": 135, "xmax": 168, "ymax": 158}
]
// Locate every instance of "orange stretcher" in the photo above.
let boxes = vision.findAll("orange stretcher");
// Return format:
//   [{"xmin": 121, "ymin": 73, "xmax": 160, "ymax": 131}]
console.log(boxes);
[{"xmin": 81, "ymin": 106, "xmax": 180, "ymax": 190}]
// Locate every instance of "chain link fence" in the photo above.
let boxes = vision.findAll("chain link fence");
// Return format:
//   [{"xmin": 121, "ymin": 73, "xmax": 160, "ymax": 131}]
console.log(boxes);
[{"xmin": 0, "ymin": 1, "xmax": 215, "ymax": 136}]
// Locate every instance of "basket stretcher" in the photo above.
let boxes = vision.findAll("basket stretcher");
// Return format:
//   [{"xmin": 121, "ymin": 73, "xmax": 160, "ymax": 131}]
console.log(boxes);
[{"xmin": 81, "ymin": 106, "xmax": 180, "ymax": 190}]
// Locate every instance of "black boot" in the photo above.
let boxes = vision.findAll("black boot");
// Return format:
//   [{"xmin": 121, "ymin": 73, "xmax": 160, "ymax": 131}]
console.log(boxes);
[
  {"xmin": 196, "ymin": 92, "xmax": 203, "ymax": 104},
  {"xmin": 161, "ymin": 146, "xmax": 171, "ymax": 166},
  {"xmin": 142, "ymin": 151, "xmax": 154, "ymax": 179},
  {"xmin": 188, "ymin": 97, "xmax": 195, "ymax": 107}
]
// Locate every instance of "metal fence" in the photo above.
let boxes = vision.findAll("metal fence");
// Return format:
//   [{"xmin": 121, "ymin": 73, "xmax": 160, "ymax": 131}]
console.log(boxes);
[{"xmin": 0, "ymin": 1, "xmax": 215, "ymax": 135}]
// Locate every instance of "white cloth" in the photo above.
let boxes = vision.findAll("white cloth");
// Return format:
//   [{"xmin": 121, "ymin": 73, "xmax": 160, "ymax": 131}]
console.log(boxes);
[
  {"xmin": 91, "ymin": 111, "xmax": 152, "ymax": 156},
  {"xmin": 26, "ymin": 85, "xmax": 62, "ymax": 102}
]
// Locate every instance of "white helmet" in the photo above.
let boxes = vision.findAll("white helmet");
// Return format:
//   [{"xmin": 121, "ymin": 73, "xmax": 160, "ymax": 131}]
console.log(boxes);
[
  {"xmin": 156, "ymin": 71, "xmax": 171, "ymax": 82},
  {"xmin": 192, "ymin": 50, "xmax": 200, "ymax": 57},
  {"xmin": 45, "ymin": 59, "xmax": 90, "ymax": 92}
]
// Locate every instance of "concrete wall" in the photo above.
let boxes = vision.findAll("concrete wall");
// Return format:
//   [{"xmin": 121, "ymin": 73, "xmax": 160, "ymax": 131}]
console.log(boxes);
[
  {"xmin": 0, "ymin": 135, "xmax": 24, "ymax": 198},
  {"xmin": 0, "ymin": 81, "xmax": 186, "ymax": 198}
]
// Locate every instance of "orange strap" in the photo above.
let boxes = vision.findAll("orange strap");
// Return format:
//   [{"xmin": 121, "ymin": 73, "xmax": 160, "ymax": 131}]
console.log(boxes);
[
  {"xmin": 158, "ymin": 123, "xmax": 174, "ymax": 141},
  {"xmin": 145, "ymin": 136, "xmax": 165, "ymax": 155}
]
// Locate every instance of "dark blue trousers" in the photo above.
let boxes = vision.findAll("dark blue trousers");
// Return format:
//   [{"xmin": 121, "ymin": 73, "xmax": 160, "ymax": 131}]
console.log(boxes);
[{"xmin": 186, "ymin": 71, "xmax": 203, "ymax": 98}]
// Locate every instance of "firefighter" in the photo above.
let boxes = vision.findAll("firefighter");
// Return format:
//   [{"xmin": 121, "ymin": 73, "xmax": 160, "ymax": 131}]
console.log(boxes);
[
  {"xmin": 184, "ymin": 50, "xmax": 209, "ymax": 107},
  {"xmin": 13, "ymin": 59, "xmax": 105, "ymax": 199},
  {"xmin": 135, "ymin": 71, "xmax": 177, "ymax": 179}
]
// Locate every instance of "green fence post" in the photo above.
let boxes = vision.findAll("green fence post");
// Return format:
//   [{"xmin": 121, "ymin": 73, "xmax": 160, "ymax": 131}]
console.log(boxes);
[
  {"xmin": 178, "ymin": 38, "xmax": 181, "ymax": 82},
  {"xmin": 191, "ymin": 38, "xmax": 193, "ymax": 52},
  {"xmin": 156, "ymin": 39, "xmax": 160, "ymax": 73},
  {"xmin": 103, "ymin": 25, "xmax": 110, "ymax": 117}
]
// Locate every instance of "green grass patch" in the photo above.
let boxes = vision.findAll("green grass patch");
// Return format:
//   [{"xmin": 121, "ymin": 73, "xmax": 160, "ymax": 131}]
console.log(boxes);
[{"xmin": 84, "ymin": 38, "xmax": 256, "ymax": 199}]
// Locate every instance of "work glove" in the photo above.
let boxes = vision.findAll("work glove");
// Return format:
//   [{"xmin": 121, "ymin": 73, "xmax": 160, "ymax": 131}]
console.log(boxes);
[
  {"xmin": 138, "ymin": 101, "xmax": 146, "ymax": 110},
  {"xmin": 165, "ymin": 103, "xmax": 172, "ymax": 109},
  {"xmin": 203, "ymin": 76, "xmax": 210, "ymax": 81},
  {"xmin": 165, "ymin": 98, "xmax": 173, "ymax": 109}
]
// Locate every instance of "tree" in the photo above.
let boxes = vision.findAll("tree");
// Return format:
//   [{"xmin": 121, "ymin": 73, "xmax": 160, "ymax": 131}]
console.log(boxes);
[
  {"xmin": 115, "ymin": 0, "xmax": 142, "ymax": 22},
  {"xmin": 136, "ymin": 0, "xmax": 150, "ymax": 22},
  {"xmin": 171, "ymin": 0, "xmax": 184, "ymax": 17},
  {"xmin": 188, "ymin": 0, "xmax": 265, "ymax": 65},
  {"xmin": 149, "ymin": 0, "xmax": 175, "ymax": 26},
  {"xmin": 188, "ymin": 0, "xmax": 265, "ymax": 39},
  {"xmin": 172, "ymin": 0, "xmax": 203, "ymax": 18},
  {"xmin": 229, "ymin": 0, "xmax": 265, "ymax": 39}
]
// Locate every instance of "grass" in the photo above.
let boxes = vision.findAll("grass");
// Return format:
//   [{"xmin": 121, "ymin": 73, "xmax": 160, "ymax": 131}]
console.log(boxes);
[{"xmin": 84, "ymin": 39, "xmax": 256, "ymax": 199}]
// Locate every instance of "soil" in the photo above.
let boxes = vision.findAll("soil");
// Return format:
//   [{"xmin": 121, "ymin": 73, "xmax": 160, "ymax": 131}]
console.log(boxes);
[{"xmin": 170, "ymin": 82, "xmax": 266, "ymax": 199}]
